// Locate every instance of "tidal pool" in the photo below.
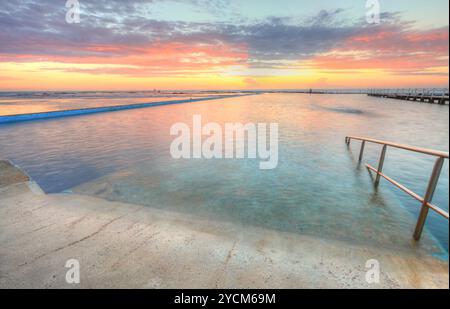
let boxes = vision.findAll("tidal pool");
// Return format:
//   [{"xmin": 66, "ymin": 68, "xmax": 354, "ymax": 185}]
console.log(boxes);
[{"xmin": 0, "ymin": 93, "xmax": 448, "ymax": 256}]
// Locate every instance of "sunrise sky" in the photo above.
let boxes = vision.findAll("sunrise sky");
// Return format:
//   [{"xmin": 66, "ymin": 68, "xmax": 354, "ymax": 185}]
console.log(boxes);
[{"xmin": 0, "ymin": 0, "xmax": 448, "ymax": 91}]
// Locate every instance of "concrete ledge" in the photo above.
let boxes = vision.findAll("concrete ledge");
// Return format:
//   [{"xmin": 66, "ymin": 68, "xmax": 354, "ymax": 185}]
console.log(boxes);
[
  {"xmin": 0, "ymin": 95, "xmax": 248, "ymax": 124},
  {"xmin": 0, "ymin": 160, "xmax": 448, "ymax": 288},
  {"xmin": 0, "ymin": 180, "xmax": 448, "ymax": 289},
  {"xmin": 0, "ymin": 160, "xmax": 29, "ymax": 188}
]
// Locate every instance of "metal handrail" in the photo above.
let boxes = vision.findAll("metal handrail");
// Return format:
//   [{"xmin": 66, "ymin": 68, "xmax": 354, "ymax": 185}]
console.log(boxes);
[
  {"xmin": 345, "ymin": 136, "xmax": 449, "ymax": 240},
  {"xmin": 346, "ymin": 136, "xmax": 449, "ymax": 158}
]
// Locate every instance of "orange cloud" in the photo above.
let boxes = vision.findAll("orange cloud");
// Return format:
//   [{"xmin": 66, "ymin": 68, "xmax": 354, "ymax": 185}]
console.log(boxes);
[{"xmin": 0, "ymin": 41, "xmax": 249, "ymax": 77}]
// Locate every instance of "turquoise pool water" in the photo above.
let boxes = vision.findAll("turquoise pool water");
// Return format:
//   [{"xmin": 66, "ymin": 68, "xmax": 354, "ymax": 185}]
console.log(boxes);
[{"xmin": 0, "ymin": 93, "xmax": 448, "ymax": 255}]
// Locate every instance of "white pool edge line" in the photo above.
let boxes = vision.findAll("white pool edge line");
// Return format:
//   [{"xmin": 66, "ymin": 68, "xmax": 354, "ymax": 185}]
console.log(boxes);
[{"xmin": 0, "ymin": 94, "xmax": 252, "ymax": 124}]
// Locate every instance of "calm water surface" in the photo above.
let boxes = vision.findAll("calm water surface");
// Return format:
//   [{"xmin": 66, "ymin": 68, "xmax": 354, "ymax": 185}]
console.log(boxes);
[{"xmin": 0, "ymin": 94, "xmax": 448, "ymax": 255}]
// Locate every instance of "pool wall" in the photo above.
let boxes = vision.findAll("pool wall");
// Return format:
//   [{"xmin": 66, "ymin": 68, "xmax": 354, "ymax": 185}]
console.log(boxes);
[{"xmin": 0, "ymin": 94, "xmax": 248, "ymax": 124}]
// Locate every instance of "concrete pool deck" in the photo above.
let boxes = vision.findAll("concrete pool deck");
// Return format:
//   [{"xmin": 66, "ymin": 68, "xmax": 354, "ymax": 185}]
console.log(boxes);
[{"xmin": 0, "ymin": 162, "xmax": 448, "ymax": 289}]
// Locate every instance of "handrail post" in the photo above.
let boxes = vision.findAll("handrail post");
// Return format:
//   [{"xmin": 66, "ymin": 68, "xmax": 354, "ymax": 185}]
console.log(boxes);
[
  {"xmin": 359, "ymin": 141, "xmax": 366, "ymax": 162},
  {"xmin": 375, "ymin": 145, "xmax": 387, "ymax": 186},
  {"xmin": 413, "ymin": 157, "xmax": 445, "ymax": 240}
]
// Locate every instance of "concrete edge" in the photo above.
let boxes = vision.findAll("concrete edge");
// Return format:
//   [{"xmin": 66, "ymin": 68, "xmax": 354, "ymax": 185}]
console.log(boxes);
[
  {"xmin": 0, "ymin": 94, "xmax": 253, "ymax": 124},
  {"xmin": 0, "ymin": 159, "xmax": 44, "ymax": 194}
]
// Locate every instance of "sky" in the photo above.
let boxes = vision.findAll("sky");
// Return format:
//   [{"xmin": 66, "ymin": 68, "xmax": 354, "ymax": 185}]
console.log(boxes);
[{"xmin": 0, "ymin": 0, "xmax": 448, "ymax": 91}]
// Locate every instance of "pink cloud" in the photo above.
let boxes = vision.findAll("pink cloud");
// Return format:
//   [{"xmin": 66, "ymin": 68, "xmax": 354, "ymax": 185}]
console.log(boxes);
[
  {"xmin": 311, "ymin": 26, "xmax": 449, "ymax": 74},
  {"xmin": 0, "ymin": 41, "xmax": 249, "ymax": 77}
]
